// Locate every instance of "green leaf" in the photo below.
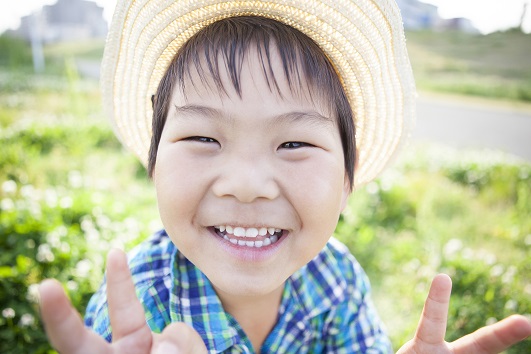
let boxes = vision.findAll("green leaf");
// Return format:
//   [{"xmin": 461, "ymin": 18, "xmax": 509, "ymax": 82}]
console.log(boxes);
[
  {"xmin": 16, "ymin": 255, "xmax": 32, "ymax": 273},
  {"xmin": 0, "ymin": 266, "xmax": 15, "ymax": 278}
]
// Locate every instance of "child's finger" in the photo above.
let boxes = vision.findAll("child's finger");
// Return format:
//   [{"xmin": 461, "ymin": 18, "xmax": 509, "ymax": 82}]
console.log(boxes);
[
  {"xmin": 39, "ymin": 279, "xmax": 111, "ymax": 354},
  {"xmin": 106, "ymin": 248, "xmax": 152, "ymax": 341},
  {"xmin": 153, "ymin": 322, "xmax": 208, "ymax": 354},
  {"xmin": 450, "ymin": 314, "xmax": 531, "ymax": 354},
  {"xmin": 413, "ymin": 274, "xmax": 452, "ymax": 345}
]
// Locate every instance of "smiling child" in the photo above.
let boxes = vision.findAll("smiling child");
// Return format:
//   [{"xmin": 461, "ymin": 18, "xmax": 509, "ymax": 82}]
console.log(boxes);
[{"xmin": 39, "ymin": 1, "xmax": 531, "ymax": 353}]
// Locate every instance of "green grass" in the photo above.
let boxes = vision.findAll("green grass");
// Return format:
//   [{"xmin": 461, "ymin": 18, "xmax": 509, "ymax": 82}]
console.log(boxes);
[
  {"xmin": 2, "ymin": 30, "xmax": 531, "ymax": 102},
  {"xmin": 406, "ymin": 30, "xmax": 531, "ymax": 102},
  {"xmin": 335, "ymin": 146, "xmax": 531, "ymax": 349},
  {"xmin": 0, "ymin": 35, "xmax": 530, "ymax": 353}
]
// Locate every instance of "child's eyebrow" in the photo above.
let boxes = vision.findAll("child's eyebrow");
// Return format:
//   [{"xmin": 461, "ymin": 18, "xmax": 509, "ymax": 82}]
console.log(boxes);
[
  {"xmin": 172, "ymin": 104, "xmax": 223, "ymax": 120},
  {"xmin": 172, "ymin": 104, "xmax": 334, "ymax": 129},
  {"xmin": 272, "ymin": 111, "xmax": 334, "ymax": 129}
]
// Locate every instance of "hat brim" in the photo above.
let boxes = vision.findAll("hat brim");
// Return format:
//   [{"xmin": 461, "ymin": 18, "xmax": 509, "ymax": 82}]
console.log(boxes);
[{"xmin": 101, "ymin": 0, "xmax": 416, "ymax": 188}]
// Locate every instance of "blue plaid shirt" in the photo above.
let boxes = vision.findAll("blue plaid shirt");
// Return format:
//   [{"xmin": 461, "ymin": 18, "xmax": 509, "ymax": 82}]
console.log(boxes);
[{"xmin": 85, "ymin": 230, "xmax": 392, "ymax": 353}]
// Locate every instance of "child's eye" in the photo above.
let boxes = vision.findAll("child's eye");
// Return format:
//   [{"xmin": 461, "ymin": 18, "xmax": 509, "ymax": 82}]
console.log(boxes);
[
  {"xmin": 279, "ymin": 141, "xmax": 311, "ymax": 149},
  {"xmin": 185, "ymin": 136, "xmax": 219, "ymax": 144}
]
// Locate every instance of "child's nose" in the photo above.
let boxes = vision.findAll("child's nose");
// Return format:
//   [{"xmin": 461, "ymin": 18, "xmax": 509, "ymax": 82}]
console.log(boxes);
[{"xmin": 211, "ymin": 154, "xmax": 280, "ymax": 203}]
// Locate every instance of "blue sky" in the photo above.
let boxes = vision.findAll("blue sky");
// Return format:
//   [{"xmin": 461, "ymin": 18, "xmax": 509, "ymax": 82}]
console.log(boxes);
[{"xmin": 1, "ymin": 0, "xmax": 530, "ymax": 34}]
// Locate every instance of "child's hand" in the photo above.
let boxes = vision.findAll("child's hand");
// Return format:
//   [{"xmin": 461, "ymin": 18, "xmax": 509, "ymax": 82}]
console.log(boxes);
[
  {"xmin": 39, "ymin": 249, "xmax": 208, "ymax": 354},
  {"xmin": 397, "ymin": 274, "xmax": 531, "ymax": 354}
]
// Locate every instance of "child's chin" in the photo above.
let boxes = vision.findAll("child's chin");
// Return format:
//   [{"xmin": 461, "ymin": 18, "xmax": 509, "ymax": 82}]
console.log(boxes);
[{"xmin": 209, "ymin": 268, "xmax": 289, "ymax": 298}]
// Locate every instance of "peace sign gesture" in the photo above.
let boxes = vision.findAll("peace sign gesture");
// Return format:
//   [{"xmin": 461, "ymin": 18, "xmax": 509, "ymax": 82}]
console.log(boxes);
[
  {"xmin": 40, "ymin": 252, "xmax": 530, "ymax": 353},
  {"xmin": 39, "ymin": 249, "xmax": 207, "ymax": 354},
  {"xmin": 397, "ymin": 274, "xmax": 531, "ymax": 354}
]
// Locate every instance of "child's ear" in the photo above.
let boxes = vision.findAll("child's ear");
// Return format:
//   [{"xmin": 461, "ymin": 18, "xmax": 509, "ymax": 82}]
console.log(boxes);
[{"xmin": 340, "ymin": 175, "xmax": 352, "ymax": 213}]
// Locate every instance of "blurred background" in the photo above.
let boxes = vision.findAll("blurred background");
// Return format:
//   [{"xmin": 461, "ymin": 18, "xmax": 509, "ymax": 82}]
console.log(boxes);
[{"xmin": 0, "ymin": 0, "xmax": 530, "ymax": 353}]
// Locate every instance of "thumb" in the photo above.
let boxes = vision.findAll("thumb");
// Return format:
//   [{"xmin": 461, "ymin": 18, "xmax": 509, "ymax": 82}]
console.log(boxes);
[{"xmin": 153, "ymin": 322, "xmax": 208, "ymax": 354}]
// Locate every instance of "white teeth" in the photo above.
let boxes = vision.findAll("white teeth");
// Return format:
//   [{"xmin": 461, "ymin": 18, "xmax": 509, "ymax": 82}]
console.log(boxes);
[
  {"xmin": 234, "ymin": 227, "xmax": 246, "ymax": 237},
  {"xmin": 216, "ymin": 225, "xmax": 282, "ymax": 237},
  {"xmin": 215, "ymin": 225, "xmax": 285, "ymax": 248},
  {"xmin": 246, "ymin": 228, "xmax": 258, "ymax": 237}
]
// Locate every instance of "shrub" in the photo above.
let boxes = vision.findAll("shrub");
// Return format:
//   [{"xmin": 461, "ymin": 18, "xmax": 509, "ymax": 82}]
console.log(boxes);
[
  {"xmin": 0, "ymin": 179, "xmax": 154, "ymax": 354},
  {"xmin": 0, "ymin": 35, "xmax": 32, "ymax": 70}
]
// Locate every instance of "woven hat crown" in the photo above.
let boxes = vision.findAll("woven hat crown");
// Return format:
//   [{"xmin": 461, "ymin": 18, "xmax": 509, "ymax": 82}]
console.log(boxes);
[{"xmin": 102, "ymin": 0, "xmax": 416, "ymax": 188}]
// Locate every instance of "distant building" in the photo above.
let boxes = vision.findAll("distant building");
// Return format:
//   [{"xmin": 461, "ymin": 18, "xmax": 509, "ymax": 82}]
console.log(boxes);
[
  {"xmin": 437, "ymin": 17, "xmax": 478, "ymax": 33},
  {"xmin": 12, "ymin": 0, "xmax": 107, "ymax": 43},
  {"xmin": 396, "ymin": 0, "xmax": 440, "ymax": 30},
  {"xmin": 396, "ymin": 0, "xmax": 479, "ymax": 33}
]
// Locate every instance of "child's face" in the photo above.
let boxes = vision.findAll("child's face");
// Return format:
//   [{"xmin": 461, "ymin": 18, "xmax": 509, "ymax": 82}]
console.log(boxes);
[{"xmin": 154, "ymin": 44, "xmax": 350, "ymax": 298}]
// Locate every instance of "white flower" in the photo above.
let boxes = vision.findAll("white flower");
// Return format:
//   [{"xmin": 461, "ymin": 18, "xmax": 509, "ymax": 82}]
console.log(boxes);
[
  {"xmin": 462, "ymin": 248, "xmax": 473, "ymax": 260},
  {"xmin": 85, "ymin": 228, "xmax": 100, "ymax": 243},
  {"xmin": 20, "ymin": 185, "xmax": 35, "ymax": 199},
  {"xmin": 502, "ymin": 266, "xmax": 517, "ymax": 284},
  {"xmin": 37, "ymin": 243, "xmax": 55, "ymax": 263},
  {"xmin": 59, "ymin": 196, "xmax": 73, "ymax": 209},
  {"xmin": 60, "ymin": 242, "xmax": 71, "ymax": 253},
  {"xmin": 44, "ymin": 188, "xmax": 58, "ymax": 207},
  {"xmin": 81, "ymin": 217, "xmax": 95, "ymax": 232},
  {"xmin": 2, "ymin": 308, "xmax": 15, "ymax": 319},
  {"xmin": 490, "ymin": 264, "xmax": 505, "ymax": 278},
  {"xmin": 0, "ymin": 198, "xmax": 14, "ymax": 211},
  {"xmin": 505, "ymin": 300, "xmax": 517, "ymax": 311},
  {"xmin": 66, "ymin": 280, "xmax": 78, "ymax": 291},
  {"xmin": 480, "ymin": 251, "xmax": 497, "ymax": 266},
  {"xmin": 68, "ymin": 170, "xmax": 84, "ymax": 188},
  {"xmin": 443, "ymin": 239, "xmax": 463, "ymax": 258},
  {"xmin": 47, "ymin": 232, "xmax": 61, "ymax": 248},
  {"xmin": 75, "ymin": 259, "xmax": 92, "ymax": 278},
  {"xmin": 19, "ymin": 314, "xmax": 35, "ymax": 327},
  {"xmin": 26, "ymin": 284, "xmax": 40, "ymax": 303},
  {"xmin": 29, "ymin": 202, "xmax": 42, "ymax": 217},
  {"xmin": 1, "ymin": 180, "xmax": 17, "ymax": 195},
  {"xmin": 96, "ymin": 214, "xmax": 111, "ymax": 229}
]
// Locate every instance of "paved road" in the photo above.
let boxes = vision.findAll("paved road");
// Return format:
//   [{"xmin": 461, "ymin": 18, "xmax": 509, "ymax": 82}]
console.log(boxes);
[{"xmin": 413, "ymin": 94, "xmax": 531, "ymax": 161}]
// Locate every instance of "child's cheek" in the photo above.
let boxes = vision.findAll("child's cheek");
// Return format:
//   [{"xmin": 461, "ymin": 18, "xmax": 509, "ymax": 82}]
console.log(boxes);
[
  {"xmin": 282, "ymin": 153, "xmax": 346, "ymax": 224},
  {"xmin": 154, "ymin": 144, "xmax": 209, "ymax": 218}
]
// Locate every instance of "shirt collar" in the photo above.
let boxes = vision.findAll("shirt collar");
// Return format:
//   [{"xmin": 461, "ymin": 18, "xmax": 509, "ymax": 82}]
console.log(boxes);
[
  {"xmin": 168, "ymin": 239, "xmax": 348, "ymax": 353},
  {"xmin": 285, "ymin": 238, "xmax": 349, "ymax": 319},
  {"xmin": 169, "ymin": 250, "xmax": 239, "ymax": 352}
]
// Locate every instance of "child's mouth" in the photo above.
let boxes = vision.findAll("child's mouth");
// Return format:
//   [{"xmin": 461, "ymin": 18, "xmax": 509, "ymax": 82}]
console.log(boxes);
[{"xmin": 212, "ymin": 225, "xmax": 285, "ymax": 248}]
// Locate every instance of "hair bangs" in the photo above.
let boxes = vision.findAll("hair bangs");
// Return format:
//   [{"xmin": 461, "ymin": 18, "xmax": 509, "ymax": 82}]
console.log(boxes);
[{"xmin": 149, "ymin": 16, "xmax": 356, "ymax": 189}]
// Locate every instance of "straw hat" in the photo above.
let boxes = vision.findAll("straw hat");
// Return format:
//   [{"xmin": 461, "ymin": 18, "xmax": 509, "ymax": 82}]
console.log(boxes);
[{"xmin": 101, "ymin": 0, "xmax": 416, "ymax": 188}]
